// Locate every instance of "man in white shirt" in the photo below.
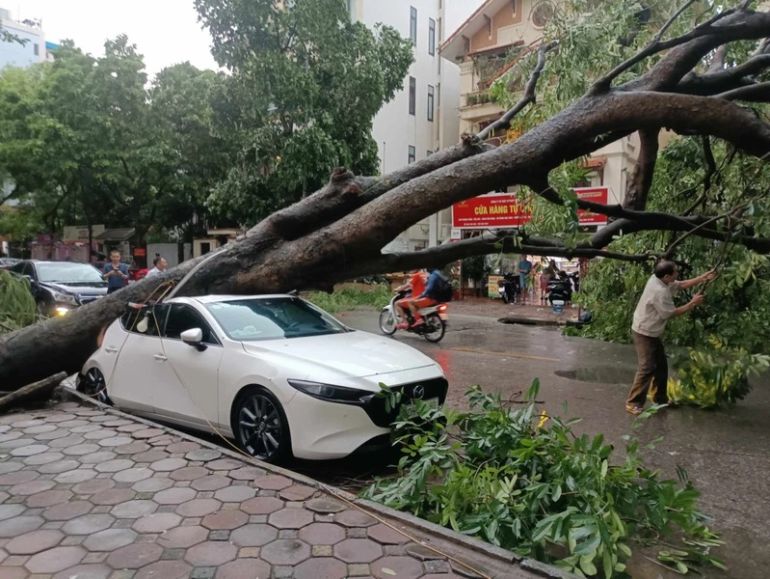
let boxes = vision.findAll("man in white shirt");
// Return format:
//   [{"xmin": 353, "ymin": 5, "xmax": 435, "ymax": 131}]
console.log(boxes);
[
  {"xmin": 626, "ymin": 260, "xmax": 716, "ymax": 415},
  {"xmin": 145, "ymin": 256, "xmax": 168, "ymax": 279}
]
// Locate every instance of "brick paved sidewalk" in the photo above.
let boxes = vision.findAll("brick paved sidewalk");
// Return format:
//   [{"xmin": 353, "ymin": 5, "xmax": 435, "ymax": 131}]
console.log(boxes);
[{"xmin": 0, "ymin": 398, "xmax": 567, "ymax": 579}]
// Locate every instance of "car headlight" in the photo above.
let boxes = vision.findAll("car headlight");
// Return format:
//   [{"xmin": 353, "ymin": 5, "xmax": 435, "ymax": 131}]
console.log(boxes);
[
  {"xmin": 52, "ymin": 291, "xmax": 79, "ymax": 306},
  {"xmin": 287, "ymin": 379, "xmax": 373, "ymax": 404}
]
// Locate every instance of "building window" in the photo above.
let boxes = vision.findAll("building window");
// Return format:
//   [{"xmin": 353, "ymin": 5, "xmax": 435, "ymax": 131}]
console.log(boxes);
[
  {"xmin": 427, "ymin": 85, "xmax": 434, "ymax": 122},
  {"xmin": 410, "ymin": 6, "xmax": 417, "ymax": 46},
  {"xmin": 33, "ymin": 43, "xmax": 39, "ymax": 56},
  {"xmin": 408, "ymin": 146, "xmax": 416, "ymax": 164},
  {"xmin": 409, "ymin": 76, "xmax": 416, "ymax": 115},
  {"xmin": 428, "ymin": 18, "xmax": 436, "ymax": 55}
]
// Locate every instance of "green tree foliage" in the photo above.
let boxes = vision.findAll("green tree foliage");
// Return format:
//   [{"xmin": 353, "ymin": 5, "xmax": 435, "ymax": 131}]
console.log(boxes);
[
  {"xmin": 149, "ymin": 63, "xmax": 232, "ymax": 242},
  {"xmin": 0, "ymin": 270, "xmax": 37, "ymax": 333},
  {"xmin": 0, "ymin": 39, "xmax": 229, "ymax": 246},
  {"xmin": 195, "ymin": 0, "xmax": 414, "ymax": 223},
  {"xmin": 483, "ymin": 0, "xmax": 770, "ymax": 407},
  {"xmin": 365, "ymin": 385, "xmax": 725, "ymax": 577},
  {"xmin": 573, "ymin": 138, "xmax": 770, "ymax": 406}
]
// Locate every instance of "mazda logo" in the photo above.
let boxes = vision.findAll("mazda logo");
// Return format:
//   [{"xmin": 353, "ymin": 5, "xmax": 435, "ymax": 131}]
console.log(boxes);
[{"xmin": 412, "ymin": 385, "xmax": 425, "ymax": 399}]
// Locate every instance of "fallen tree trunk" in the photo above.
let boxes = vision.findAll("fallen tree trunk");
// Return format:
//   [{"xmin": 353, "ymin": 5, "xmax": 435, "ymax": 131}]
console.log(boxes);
[
  {"xmin": 1, "ymin": 6, "xmax": 769, "ymax": 390},
  {"xmin": 0, "ymin": 372, "xmax": 67, "ymax": 412}
]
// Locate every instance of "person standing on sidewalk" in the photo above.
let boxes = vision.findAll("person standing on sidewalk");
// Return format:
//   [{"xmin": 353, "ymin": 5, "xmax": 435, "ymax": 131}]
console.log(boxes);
[
  {"xmin": 625, "ymin": 260, "xmax": 717, "ymax": 415},
  {"xmin": 518, "ymin": 255, "xmax": 533, "ymax": 304},
  {"xmin": 102, "ymin": 249, "xmax": 129, "ymax": 294}
]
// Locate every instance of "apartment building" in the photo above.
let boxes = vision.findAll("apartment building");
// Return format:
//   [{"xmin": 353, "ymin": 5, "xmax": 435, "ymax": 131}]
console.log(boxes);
[
  {"xmin": 441, "ymin": 0, "xmax": 641, "ymax": 235},
  {"xmin": 0, "ymin": 7, "xmax": 57, "ymax": 70},
  {"xmin": 350, "ymin": 1, "xmax": 483, "ymax": 251}
]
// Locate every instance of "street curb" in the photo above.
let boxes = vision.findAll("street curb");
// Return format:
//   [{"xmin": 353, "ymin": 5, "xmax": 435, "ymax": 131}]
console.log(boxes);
[
  {"xmin": 61, "ymin": 386, "xmax": 577, "ymax": 579},
  {"xmin": 498, "ymin": 316, "xmax": 583, "ymax": 328}
]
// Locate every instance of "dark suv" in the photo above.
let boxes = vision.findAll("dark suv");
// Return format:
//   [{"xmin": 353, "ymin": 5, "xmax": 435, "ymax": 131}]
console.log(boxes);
[{"xmin": 9, "ymin": 260, "xmax": 108, "ymax": 316}]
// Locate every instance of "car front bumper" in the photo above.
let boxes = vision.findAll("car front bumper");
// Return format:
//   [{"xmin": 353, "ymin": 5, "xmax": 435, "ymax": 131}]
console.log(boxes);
[{"xmin": 284, "ymin": 374, "xmax": 448, "ymax": 460}]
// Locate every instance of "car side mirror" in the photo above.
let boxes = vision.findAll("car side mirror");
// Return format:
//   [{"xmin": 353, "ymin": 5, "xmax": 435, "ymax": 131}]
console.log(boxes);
[{"xmin": 180, "ymin": 328, "xmax": 207, "ymax": 351}]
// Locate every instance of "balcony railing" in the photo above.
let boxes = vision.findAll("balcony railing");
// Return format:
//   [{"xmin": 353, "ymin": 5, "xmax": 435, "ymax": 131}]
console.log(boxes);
[{"xmin": 463, "ymin": 90, "xmax": 495, "ymax": 107}]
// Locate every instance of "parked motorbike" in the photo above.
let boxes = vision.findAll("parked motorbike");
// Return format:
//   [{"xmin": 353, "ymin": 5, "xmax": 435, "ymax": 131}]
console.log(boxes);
[
  {"xmin": 378, "ymin": 290, "xmax": 448, "ymax": 343},
  {"xmin": 497, "ymin": 272, "xmax": 519, "ymax": 304},
  {"xmin": 547, "ymin": 273, "xmax": 573, "ymax": 313}
]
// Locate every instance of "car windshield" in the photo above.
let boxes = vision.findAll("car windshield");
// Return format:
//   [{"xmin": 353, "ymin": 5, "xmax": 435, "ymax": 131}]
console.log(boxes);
[
  {"xmin": 37, "ymin": 262, "xmax": 105, "ymax": 284},
  {"xmin": 205, "ymin": 297, "xmax": 348, "ymax": 341}
]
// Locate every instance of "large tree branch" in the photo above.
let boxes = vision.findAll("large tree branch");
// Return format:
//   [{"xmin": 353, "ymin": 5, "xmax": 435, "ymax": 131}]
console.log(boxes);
[
  {"xmin": 348, "ymin": 233, "xmax": 652, "ymax": 277},
  {"xmin": 629, "ymin": 8, "xmax": 770, "ymax": 91},
  {"xmin": 676, "ymin": 53, "xmax": 770, "ymax": 95},
  {"xmin": 476, "ymin": 42, "xmax": 556, "ymax": 142},
  {"xmin": 592, "ymin": 2, "xmax": 737, "ymax": 93},
  {"xmin": 245, "ymin": 137, "xmax": 493, "ymax": 242},
  {"xmin": 319, "ymin": 91, "xmax": 770, "ymax": 260},
  {"xmin": 715, "ymin": 81, "xmax": 770, "ymax": 102},
  {"xmin": 623, "ymin": 129, "xmax": 660, "ymax": 210}
]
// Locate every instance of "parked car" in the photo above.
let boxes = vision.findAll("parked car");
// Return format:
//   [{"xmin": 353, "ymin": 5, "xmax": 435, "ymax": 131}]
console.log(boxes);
[
  {"xmin": 77, "ymin": 295, "xmax": 448, "ymax": 462},
  {"xmin": 8, "ymin": 260, "xmax": 108, "ymax": 316},
  {"xmin": 0, "ymin": 257, "xmax": 21, "ymax": 269}
]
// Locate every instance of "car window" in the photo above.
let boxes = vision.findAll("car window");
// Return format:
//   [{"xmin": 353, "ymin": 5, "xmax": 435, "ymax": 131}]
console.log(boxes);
[
  {"xmin": 36, "ymin": 262, "xmax": 105, "ymax": 284},
  {"xmin": 164, "ymin": 304, "xmax": 219, "ymax": 345},
  {"xmin": 206, "ymin": 297, "xmax": 348, "ymax": 341},
  {"xmin": 121, "ymin": 305, "xmax": 168, "ymax": 337},
  {"xmin": 10, "ymin": 262, "xmax": 29, "ymax": 276}
]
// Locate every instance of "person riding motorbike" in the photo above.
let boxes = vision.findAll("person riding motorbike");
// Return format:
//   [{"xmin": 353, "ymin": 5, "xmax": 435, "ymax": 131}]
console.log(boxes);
[
  {"xmin": 407, "ymin": 269, "xmax": 444, "ymax": 328},
  {"xmin": 394, "ymin": 269, "xmax": 427, "ymax": 329}
]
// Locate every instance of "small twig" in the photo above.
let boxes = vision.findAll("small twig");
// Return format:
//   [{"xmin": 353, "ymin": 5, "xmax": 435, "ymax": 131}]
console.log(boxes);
[
  {"xmin": 664, "ymin": 204, "xmax": 745, "ymax": 258},
  {"xmin": 476, "ymin": 42, "xmax": 556, "ymax": 142}
]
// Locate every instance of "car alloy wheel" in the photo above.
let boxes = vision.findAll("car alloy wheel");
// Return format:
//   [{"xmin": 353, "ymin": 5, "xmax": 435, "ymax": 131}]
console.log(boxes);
[
  {"xmin": 234, "ymin": 388, "xmax": 290, "ymax": 462},
  {"xmin": 378, "ymin": 308, "xmax": 397, "ymax": 335},
  {"xmin": 76, "ymin": 368, "xmax": 112, "ymax": 405},
  {"xmin": 422, "ymin": 313, "xmax": 446, "ymax": 343}
]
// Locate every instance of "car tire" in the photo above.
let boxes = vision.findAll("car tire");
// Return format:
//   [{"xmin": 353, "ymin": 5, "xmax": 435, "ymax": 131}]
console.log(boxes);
[
  {"xmin": 378, "ymin": 308, "xmax": 397, "ymax": 335},
  {"xmin": 422, "ymin": 313, "xmax": 446, "ymax": 343},
  {"xmin": 76, "ymin": 367, "xmax": 112, "ymax": 405},
  {"xmin": 232, "ymin": 387, "xmax": 292, "ymax": 463}
]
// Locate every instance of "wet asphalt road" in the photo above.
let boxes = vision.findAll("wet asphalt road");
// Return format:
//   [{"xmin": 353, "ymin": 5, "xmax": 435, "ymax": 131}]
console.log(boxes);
[{"xmin": 336, "ymin": 308, "xmax": 770, "ymax": 579}]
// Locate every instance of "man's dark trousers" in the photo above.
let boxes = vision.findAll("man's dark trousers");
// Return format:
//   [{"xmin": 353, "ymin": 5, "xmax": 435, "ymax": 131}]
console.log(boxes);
[{"xmin": 627, "ymin": 331, "xmax": 669, "ymax": 406}]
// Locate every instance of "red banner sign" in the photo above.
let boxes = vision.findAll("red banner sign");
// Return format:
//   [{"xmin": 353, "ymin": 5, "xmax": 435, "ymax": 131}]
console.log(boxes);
[
  {"xmin": 451, "ymin": 194, "xmax": 532, "ymax": 229},
  {"xmin": 574, "ymin": 187, "xmax": 609, "ymax": 225},
  {"xmin": 451, "ymin": 187, "xmax": 609, "ymax": 229}
]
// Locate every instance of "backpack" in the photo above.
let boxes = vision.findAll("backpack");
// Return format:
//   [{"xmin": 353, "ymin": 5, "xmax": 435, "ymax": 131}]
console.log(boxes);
[{"xmin": 434, "ymin": 273, "xmax": 453, "ymax": 302}]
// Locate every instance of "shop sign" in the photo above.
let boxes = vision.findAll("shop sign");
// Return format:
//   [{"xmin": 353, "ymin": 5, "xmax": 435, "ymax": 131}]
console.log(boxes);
[
  {"xmin": 451, "ymin": 193, "xmax": 532, "ymax": 229},
  {"xmin": 574, "ymin": 187, "xmax": 609, "ymax": 225},
  {"xmin": 451, "ymin": 187, "xmax": 609, "ymax": 229}
]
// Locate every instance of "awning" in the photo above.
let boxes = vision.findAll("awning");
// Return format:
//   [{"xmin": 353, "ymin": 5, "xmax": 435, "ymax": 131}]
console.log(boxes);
[{"xmin": 94, "ymin": 228, "xmax": 136, "ymax": 242}]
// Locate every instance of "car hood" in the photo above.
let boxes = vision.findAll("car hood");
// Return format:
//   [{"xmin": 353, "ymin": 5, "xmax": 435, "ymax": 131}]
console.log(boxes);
[
  {"xmin": 241, "ymin": 330, "xmax": 438, "ymax": 379},
  {"xmin": 42, "ymin": 281, "xmax": 108, "ymax": 296}
]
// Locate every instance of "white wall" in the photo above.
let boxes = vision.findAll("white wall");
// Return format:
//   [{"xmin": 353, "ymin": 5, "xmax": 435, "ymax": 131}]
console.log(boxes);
[
  {"xmin": 0, "ymin": 16, "xmax": 46, "ymax": 70},
  {"xmin": 353, "ymin": 1, "xmax": 482, "ymax": 250}
]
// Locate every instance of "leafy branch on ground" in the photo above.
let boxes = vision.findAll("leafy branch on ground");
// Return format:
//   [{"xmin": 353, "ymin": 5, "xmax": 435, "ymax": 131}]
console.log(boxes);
[
  {"xmin": 0, "ymin": 270, "xmax": 39, "ymax": 334},
  {"xmin": 363, "ymin": 382, "xmax": 724, "ymax": 577}
]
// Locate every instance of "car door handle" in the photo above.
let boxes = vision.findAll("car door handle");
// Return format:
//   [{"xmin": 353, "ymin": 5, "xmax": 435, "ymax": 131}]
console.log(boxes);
[
  {"xmin": 105, "ymin": 346, "xmax": 119, "ymax": 354},
  {"xmin": 153, "ymin": 354, "xmax": 168, "ymax": 362}
]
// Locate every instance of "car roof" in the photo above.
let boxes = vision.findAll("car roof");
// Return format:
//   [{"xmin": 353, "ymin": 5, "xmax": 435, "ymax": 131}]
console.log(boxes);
[
  {"xmin": 173, "ymin": 294, "xmax": 296, "ymax": 305},
  {"xmin": 27, "ymin": 260, "xmax": 95, "ymax": 266}
]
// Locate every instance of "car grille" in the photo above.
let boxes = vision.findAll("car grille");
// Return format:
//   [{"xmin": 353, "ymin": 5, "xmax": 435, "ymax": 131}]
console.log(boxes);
[{"xmin": 363, "ymin": 376, "xmax": 448, "ymax": 427}]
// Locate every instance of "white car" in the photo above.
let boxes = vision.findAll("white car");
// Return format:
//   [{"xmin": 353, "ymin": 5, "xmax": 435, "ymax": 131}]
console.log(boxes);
[{"xmin": 77, "ymin": 295, "xmax": 448, "ymax": 462}]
